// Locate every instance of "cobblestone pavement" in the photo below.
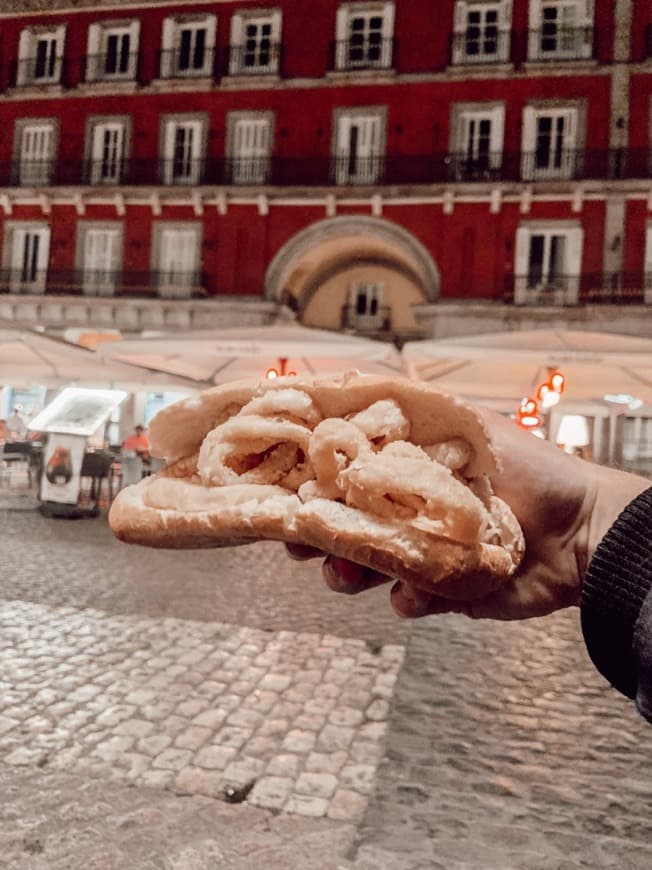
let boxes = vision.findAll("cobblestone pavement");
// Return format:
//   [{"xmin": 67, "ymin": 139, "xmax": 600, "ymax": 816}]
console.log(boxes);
[{"xmin": 3, "ymin": 507, "xmax": 652, "ymax": 868}]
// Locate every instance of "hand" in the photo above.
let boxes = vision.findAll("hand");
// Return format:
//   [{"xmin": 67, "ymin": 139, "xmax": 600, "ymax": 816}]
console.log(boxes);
[{"xmin": 287, "ymin": 409, "xmax": 649, "ymax": 621}]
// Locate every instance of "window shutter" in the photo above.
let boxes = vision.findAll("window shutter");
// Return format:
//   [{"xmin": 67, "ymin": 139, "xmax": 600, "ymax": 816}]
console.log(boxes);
[
  {"xmin": 454, "ymin": 1, "xmax": 468, "ymax": 32},
  {"xmin": 128, "ymin": 19, "xmax": 141, "ymax": 78},
  {"xmin": 521, "ymin": 106, "xmax": 536, "ymax": 179},
  {"xmin": 205, "ymin": 14, "xmax": 217, "ymax": 49},
  {"xmin": 161, "ymin": 17, "xmax": 175, "ymax": 77},
  {"xmin": 490, "ymin": 105, "xmax": 505, "ymax": 167},
  {"xmin": 335, "ymin": 5, "xmax": 349, "ymax": 41},
  {"xmin": 86, "ymin": 23, "xmax": 101, "ymax": 81},
  {"xmin": 229, "ymin": 13, "xmax": 244, "ymax": 74},
  {"xmin": 382, "ymin": 2, "xmax": 395, "ymax": 66},
  {"xmin": 514, "ymin": 226, "xmax": 530, "ymax": 302},
  {"xmin": 452, "ymin": 2, "xmax": 468, "ymax": 64},
  {"xmin": 499, "ymin": 0, "xmax": 512, "ymax": 27},
  {"xmin": 528, "ymin": 0, "xmax": 541, "ymax": 29},
  {"xmin": 566, "ymin": 226, "xmax": 583, "ymax": 303},
  {"xmin": 17, "ymin": 29, "xmax": 33, "ymax": 85}
]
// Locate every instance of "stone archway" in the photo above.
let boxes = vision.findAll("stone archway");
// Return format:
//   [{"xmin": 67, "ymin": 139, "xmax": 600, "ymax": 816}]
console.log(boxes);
[{"xmin": 265, "ymin": 216, "xmax": 439, "ymax": 337}]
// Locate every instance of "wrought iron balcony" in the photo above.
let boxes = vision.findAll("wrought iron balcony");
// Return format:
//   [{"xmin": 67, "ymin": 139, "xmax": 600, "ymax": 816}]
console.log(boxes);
[
  {"xmin": 504, "ymin": 272, "xmax": 650, "ymax": 305},
  {"xmin": 82, "ymin": 51, "xmax": 139, "ymax": 83},
  {"xmin": 158, "ymin": 47, "xmax": 217, "ymax": 79},
  {"xmin": 0, "ymin": 149, "xmax": 649, "ymax": 190},
  {"xmin": 341, "ymin": 303, "xmax": 391, "ymax": 332},
  {"xmin": 450, "ymin": 30, "xmax": 511, "ymax": 65},
  {"xmin": 12, "ymin": 55, "xmax": 66, "ymax": 87},
  {"xmin": 226, "ymin": 43, "xmax": 282, "ymax": 76},
  {"xmin": 527, "ymin": 26, "xmax": 596, "ymax": 62},
  {"xmin": 330, "ymin": 37, "xmax": 394, "ymax": 71},
  {"xmin": 0, "ymin": 268, "xmax": 210, "ymax": 299}
]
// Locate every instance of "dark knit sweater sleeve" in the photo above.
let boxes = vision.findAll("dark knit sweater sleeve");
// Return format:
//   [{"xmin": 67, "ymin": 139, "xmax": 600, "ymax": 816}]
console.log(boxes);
[{"xmin": 580, "ymin": 487, "xmax": 652, "ymax": 722}]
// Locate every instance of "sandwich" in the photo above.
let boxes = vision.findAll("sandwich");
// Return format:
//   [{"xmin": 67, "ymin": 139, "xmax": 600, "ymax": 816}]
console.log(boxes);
[{"xmin": 109, "ymin": 372, "xmax": 524, "ymax": 599}]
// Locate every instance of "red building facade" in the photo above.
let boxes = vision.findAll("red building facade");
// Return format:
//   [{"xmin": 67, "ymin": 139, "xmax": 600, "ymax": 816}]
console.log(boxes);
[{"xmin": 0, "ymin": 0, "xmax": 650, "ymax": 339}]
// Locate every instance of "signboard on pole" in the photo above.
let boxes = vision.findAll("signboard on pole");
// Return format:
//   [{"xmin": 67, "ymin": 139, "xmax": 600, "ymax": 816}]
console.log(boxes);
[{"xmin": 40, "ymin": 434, "xmax": 86, "ymax": 504}]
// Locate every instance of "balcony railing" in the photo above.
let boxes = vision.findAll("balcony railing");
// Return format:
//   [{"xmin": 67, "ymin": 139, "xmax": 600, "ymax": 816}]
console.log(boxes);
[
  {"xmin": 158, "ymin": 47, "xmax": 217, "ymax": 79},
  {"xmin": 527, "ymin": 26, "xmax": 596, "ymax": 62},
  {"xmin": 330, "ymin": 37, "xmax": 394, "ymax": 71},
  {"xmin": 0, "ymin": 269, "xmax": 210, "ymax": 299},
  {"xmin": 504, "ymin": 273, "xmax": 650, "ymax": 305},
  {"xmin": 341, "ymin": 304, "xmax": 391, "ymax": 332},
  {"xmin": 450, "ymin": 30, "xmax": 511, "ymax": 65},
  {"xmin": 0, "ymin": 149, "xmax": 649, "ymax": 189},
  {"xmin": 12, "ymin": 55, "xmax": 66, "ymax": 87},
  {"xmin": 82, "ymin": 51, "xmax": 139, "ymax": 82},
  {"xmin": 227, "ymin": 43, "xmax": 282, "ymax": 76}
]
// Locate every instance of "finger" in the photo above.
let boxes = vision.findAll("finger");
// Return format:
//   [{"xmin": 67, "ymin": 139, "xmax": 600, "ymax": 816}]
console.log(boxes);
[
  {"xmin": 285, "ymin": 543, "xmax": 325, "ymax": 561},
  {"xmin": 322, "ymin": 556, "xmax": 392, "ymax": 595},
  {"xmin": 390, "ymin": 581, "xmax": 473, "ymax": 619}
]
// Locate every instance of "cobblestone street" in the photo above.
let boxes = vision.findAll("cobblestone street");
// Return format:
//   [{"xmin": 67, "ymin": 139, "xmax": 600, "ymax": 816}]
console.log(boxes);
[{"xmin": 1, "ymin": 507, "xmax": 652, "ymax": 868}]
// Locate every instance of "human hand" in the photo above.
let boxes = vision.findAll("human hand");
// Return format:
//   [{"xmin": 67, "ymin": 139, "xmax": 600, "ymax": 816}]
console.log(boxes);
[{"xmin": 287, "ymin": 409, "xmax": 649, "ymax": 621}]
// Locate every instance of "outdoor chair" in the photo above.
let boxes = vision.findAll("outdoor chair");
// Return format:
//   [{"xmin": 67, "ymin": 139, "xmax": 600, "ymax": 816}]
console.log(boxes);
[{"xmin": 0, "ymin": 441, "xmax": 33, "ymax": 488}]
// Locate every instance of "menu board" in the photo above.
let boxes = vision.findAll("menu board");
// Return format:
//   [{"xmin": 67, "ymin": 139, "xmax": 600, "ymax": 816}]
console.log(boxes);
[
  {"xmin": 28, "ymin": 387, "xmax": 127, "ymax": 437},
  {"xmin": 40, "ymin": 433, "xmax": 86, "ymax": 504}
]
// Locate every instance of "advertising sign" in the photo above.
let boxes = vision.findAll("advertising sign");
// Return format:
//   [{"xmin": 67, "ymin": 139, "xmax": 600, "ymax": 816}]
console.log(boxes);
[
  {"xmin": 40, "ymin": 434, "xmax": 86, "ymax": 504},
  {"xmin": 29, "ymin": 387, "xmax": 127, "ymax": 437}
]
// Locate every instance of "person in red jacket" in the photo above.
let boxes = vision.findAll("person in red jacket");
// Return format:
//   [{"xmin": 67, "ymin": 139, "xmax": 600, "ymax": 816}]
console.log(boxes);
[{"xmin": 122, "ymin": 425, "xmax": 150, "ymax": 459}]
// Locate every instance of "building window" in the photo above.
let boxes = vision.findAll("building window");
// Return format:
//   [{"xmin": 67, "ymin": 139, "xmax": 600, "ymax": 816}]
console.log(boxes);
[
  {"xmin": 14, "ymin": 120, "xmax": 56, "ymax": 186},
  {"xmin": 528, "ymin": 0, "xmax": 594, "ymax": 61},
  {"xmin": 3, "ymin": 224, "xmax": 51, "ymax": 293},
  {"xmin": 17, "ymin": 27, "xmax": 65, "ymax": 85},
  {"xmin": 87, "ymin": 119, "xmax": 128, "ymax": 184},
  {"xmin": 344, "ymin": 282, "xmax": 387, "ymax": 331},
  {"xmin": 333, "ymin": 109, "xmax": 386, "ymax": 184},
  {"xmin": 160, "ymin": 15, "xmax": 217, "ymax": 78},
  {"xmin": 153, "ymin": 223, "xmax": 202, "ymax": 297},
  {"xmin": 229, "ymin": 10, "xmax": 282, "ymax": 75},
  {"xmin": 86, "ymin": 20, "xmax": 140, "ymax": 82},
  {"xmin": 77, "ymin": 224, "xmax": 122, "ymax": 296},
  {"xmin": 161, "ymin": 117, "xmax": 206, "ymax": 185},
  {"xmin": 452, "ymin": 2, "xmax": 511, "ymax": 65},
  {"xmin": 521, "ymin": 105, "xmax": 580, "ymax": 180},
  {"xmin": 449, "ymin": 103, "xmax": 504, "ymax": 179},
  {"xmin": 514, "ymin": 224, "xmax": 583, "ymax": 304},
  {"xmin": 334, "ymin": 3, "xmax": 395, "ymax": 70},
  {"xmin": 227, "ymin": 113, "xmax": 273, "ymax": 184}
]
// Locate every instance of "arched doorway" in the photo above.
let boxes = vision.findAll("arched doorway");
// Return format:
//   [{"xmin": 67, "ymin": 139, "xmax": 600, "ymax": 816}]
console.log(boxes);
[{"xmin": 265, "ymin": 216, "xmax": 439, "ymax": 340}]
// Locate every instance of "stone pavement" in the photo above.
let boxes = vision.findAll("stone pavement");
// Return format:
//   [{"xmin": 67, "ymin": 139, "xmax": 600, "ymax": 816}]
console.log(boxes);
[{"xmin": 2, "ymin": 506, "xmax": 652, "ymax": 868}]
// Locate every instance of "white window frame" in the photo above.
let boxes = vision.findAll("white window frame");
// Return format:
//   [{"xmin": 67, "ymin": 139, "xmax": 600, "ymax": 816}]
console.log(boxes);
[
  {"xmin": 452, "ymin": 1, "xmax": 511, "ymax": 64},
  {"xmin": 14, "ymin": 119, "xmax": 57, "ymax": 186},
  {"xmin": 645, "ymin": 223, "xmax": 652, "ymax": 304},
  {"xmin": 514, "ymin": 223, "xmax": 583, "ymax": 305},
  {"xmin": 152, "ymin": 222, "xmax": 202, "ymax": 298},
  {"xmin": 160, "ymin": 15, "xmax": 217, "ymax": 78},
  {"xmin": 87, "ymin": 118, "xmax": 128, "ymax": 185},
  {"xmin": 86, "ymin": 19, "xmax": 140, "ymax": 82},
  {"xmin": 521, "ymin": 104, "xmax": 580, "ymax": 180},
  {"xmin": 528, "ymin": 0, "xmax": 594, "ymax": 61},
  {"xmin": 76, "ymin": 222, "xmax": 123, "ymax": 297},
  {"xmin": 450, "ymin": 103, "xmax": 505, "ymax": 178},
  {"xmin": 17, "ymin": 26, "xmax": 66, "ymax": 86},
  {"xmin": 161, "ymin": 116, "xmax": 206, "ymax": 185},
  {"xmin": 229, "ymin": 9, "xmax": 282, "ymax": 75},
  {"xmin": 3, "ymin": 222, "xmax": 51, "ymax": 294},
  {"xmin": 347, "ymin": 281, "xmax": 386, "ymax": 330},
  {"xmin": 335, "ymin": 2, "xmax": 395, "ymax": 70},
  {"xmin": 333, "ymin": 107, "xmax": 386, "ymax": 185},
  {"xmin": 227, "ymin": 112, "xmax": 274, "ymax": 184}
]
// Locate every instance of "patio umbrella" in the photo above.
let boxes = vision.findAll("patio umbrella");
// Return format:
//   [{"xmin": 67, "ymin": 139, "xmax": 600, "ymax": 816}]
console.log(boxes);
[
  {"xmin": 403, "ymin": 329, "xmax": 652, "ymax": 404},
  {"xmin": 98, "ymin": 323, "xmax": 404, "ymax": 384},
  {"xmin": 0, "ymin": 318, "xmax": 199, "ymax": 391}
]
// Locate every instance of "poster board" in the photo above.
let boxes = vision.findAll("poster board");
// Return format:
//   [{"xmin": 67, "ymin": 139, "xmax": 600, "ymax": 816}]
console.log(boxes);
[
  {"xmin": 29, "ymin": 387, "xmax": 127, "ymax": 437},
  {"xmin": 40, "ymin": 433, "xmax": 86, "ymax": 504}
]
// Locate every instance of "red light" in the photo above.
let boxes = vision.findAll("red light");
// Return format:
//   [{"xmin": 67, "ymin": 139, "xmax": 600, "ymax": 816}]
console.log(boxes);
[
  {"xmin": 517, "ymin": 397, "xmax": 542, "ymax": 429},
  {"xmin": 550, "ymin": 371, "xmax": 566, "ymax": 393},
  {"xmin": 265, "ymin": 367, "xmax": 279, "ymax": 380}
]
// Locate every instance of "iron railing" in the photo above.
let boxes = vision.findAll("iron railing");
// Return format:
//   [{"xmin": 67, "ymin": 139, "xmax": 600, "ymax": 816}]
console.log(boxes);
[
  {"xmin": 0, "ymin": 268, "xmax": 210, "ymax": 298},
  {"xmin": 82, "ymin": 51, "xmax": 139, "ymax": 82},
  {"xmin": 1, "ymin": 149, "xmax": 649, "ymax": 189},
  {"xmin": 450, "ymin": 27, "xmax": 596, "ymax": 66},
  {"xmin": 341, "ymin": 303, "xmax": 391, "ymax": 331},
  {"xmin": 157, "ymin": 47, "xmax": 217, "ymax": 79},
  {"xmin": 330, "ymin": 37, "xmax": 394, "ymax": 71},
  {"xmin": 450, "ymin": 30, "xmax": 511, "ymax": 65},
  {"xmin": 12, "ymin": 55, "xmax": 66, "ymax": 87},
  {"xmin": 526, "ymin": 26, "xmax": 596, "ymax": 62},
  {"xmin": 226, "ymin": 43, "xmax": 282, "ymax": 76},
  {"xmin": 503, "ymin": 273, "xmax": 650, "ymax": 305}
]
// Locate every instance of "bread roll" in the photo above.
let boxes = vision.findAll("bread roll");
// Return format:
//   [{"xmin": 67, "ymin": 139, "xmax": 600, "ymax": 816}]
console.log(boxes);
[{"xmin": 109, "ymin": 372, "xmax": 524, "ymax": 598}]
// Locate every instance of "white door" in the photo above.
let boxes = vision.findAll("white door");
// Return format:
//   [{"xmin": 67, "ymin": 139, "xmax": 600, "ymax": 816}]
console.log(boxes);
[
  {"xmin": 457, "ymin": 110, "xmax": 503, "ymax": 177},
  {"xmin": 157, "ymin": 228, "xmax": 198, "ymax": 296},
  {"xmin": 242, "ymin": 18, "xmax": 274, "ymax": 71},
  {"xmin": 83, "ymin": 229, "xmax": 119, "ymax": 296},
  {"xmin": 10, "ymin": 227, "xmax": 50, "ymax": 293},
  {"xmin": 335, "ymin": 114, "xmax": 382, "ymax": 184},
  {"xmin": 91, "ymin": 123, "xmax": 124, "ymax": 184},
  {"xmin": 529, "ymin": 1, "xmax": 592, "ymax": 59},
  {"xmin": 19, "ymin": 125, "xmax": 54, "ymax": 186},
  {"xmin": 176, "ymin": 24, "xmax": 207, "ymax": 74},
  {"xmin": 34, "ymin": 36, "xmax": 59, "ymax": 81},
  {"xmin": 232, "ymin": 119, "xmax": 271, "ymax": 183},
  {"xmin": 104, "ymin": 30, "xmax": 132, "ymax": 77},
  {"xmin": 164, "ymin": 122, "xmax": 202, "ymax": 184}
]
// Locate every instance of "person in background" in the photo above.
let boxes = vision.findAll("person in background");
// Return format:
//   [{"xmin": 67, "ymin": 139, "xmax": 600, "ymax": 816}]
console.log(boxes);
[
  {"xmin": 6, "ymin": 406, "xmax": 27, "ymax": 440},
  {"xmin": 120, "ymin": 424, "xmax": 150, "ymax": 487},
  {"xmin": 0, "ymin": 419, "xmax": 10, "ymax": 443}
]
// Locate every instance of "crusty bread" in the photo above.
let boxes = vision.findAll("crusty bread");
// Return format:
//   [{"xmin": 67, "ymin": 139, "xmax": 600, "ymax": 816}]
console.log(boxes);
[{"xmin": 109, "ymin": 372, "xmax": 524, "ymax": 597}]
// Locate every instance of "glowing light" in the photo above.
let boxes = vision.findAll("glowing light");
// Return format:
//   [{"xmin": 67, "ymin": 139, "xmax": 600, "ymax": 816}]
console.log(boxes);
[
  {"xmin": 550, "ymin": 372, "xmax": 566, "ymax": 393},
  {"xmin": 265, "ymin": 368, "xmax": 279, "ymax": 380}
]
